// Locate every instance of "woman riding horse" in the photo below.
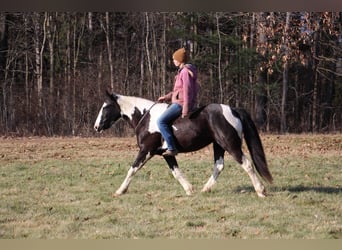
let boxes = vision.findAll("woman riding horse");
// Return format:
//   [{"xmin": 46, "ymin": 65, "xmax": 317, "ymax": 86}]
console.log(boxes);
[{"xmin": 157, "ymin": 48, "xmax": 199, "ymax": 157}]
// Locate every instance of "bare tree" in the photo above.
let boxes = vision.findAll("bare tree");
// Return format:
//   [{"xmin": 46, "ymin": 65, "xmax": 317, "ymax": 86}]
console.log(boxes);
[
  {"xmin": 216, "ymin": 12, "xmax": 223, "ymax": 103},
  {"xmin": 101, "ymin": 12, "xmax": 114, "ymax": 90},
  {"xmin": 144, "ymin": 12, "xmax": 154, "ymax": 99},
  {"xmin": 46, "ymin": 12, "xmax": 56, "ymax": 97},
  {"xmin": 33, "ymin": 12, "xmax": 46, "ymax": 109},
  {"xmin": 280, "ymin": 12, "xmax": 291, "ymax": 133}
]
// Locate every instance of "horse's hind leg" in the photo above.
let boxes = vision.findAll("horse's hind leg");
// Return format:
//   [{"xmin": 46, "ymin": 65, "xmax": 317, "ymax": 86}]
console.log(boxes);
[
  {"xmin": 215, "ymin": 137, "xmax": 266, "ymax": 197},
  {"xmin": 240, "ymin": 155, "xmax": 266, "ymax": 197},
  {"xmin": 164, "ymin": 156, "xmax": 194, "ymax": 195},
  {"xmin": 202, "ymin": 143, "xmax": 225, "ymax": 192}
]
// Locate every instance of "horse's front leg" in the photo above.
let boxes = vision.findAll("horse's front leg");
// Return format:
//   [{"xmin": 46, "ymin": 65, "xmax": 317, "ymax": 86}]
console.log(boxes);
[
  {"xmin": 163, "ymin": 156, "xmax": 194, "ymax": 195},
  {"xmin": 114, "ymin": 150, "xmax": 152, "ymax": 197}
]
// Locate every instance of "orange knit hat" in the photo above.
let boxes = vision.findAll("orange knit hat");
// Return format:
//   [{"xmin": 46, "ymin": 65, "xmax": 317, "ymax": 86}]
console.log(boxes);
[{"xmin": 172, "ymin": 48, "xmax": 187, "ymax": 63}]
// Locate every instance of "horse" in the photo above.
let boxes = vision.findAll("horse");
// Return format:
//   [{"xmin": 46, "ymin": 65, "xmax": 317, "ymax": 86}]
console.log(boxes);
[{"xmin": 94, "ymin": 91, "xmax": 273, "ymax": 197}]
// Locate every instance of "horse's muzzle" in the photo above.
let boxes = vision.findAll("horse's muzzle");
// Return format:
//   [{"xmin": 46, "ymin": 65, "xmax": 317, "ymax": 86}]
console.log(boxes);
[{"xmin": 94, "ymin": 125, "xmax": 103, "ymax": 133}]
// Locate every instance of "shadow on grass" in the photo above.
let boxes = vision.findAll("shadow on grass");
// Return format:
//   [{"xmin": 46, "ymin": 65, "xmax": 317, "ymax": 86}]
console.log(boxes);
[
  {"xmin": 285, "ymin": 185, "xmax": 342, "ymax": 194},
  {"xmin": 233, "ymin": 185, "xmax": 342, "ymax": 194}
]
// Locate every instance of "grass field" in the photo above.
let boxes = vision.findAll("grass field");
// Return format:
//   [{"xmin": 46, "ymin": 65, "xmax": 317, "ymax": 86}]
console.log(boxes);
[{"xmin": 0, "ymin": 134, "xmax": 341, "ymax": 239}]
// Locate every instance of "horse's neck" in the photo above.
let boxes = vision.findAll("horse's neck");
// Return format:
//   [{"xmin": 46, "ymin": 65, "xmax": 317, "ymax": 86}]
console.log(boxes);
[{"xmin": 117, "ymin": 95, "xmax": 155, "ymax": 126}]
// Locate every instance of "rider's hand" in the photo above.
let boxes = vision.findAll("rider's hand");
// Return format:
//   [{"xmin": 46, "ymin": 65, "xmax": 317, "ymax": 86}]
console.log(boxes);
[{"xmin": 158, "ymin": 96, "xmax": 166, "ymax": 103}]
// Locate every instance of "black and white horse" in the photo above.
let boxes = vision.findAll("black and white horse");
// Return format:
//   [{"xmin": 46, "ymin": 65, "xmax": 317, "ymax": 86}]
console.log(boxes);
[{"xmin": 94, "ymin": 91, "xmax": 273, "ymax": 197}]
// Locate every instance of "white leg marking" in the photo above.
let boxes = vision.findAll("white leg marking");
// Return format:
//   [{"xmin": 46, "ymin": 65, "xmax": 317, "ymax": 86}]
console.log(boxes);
[
  {"xmin": 114, "ymin": 167, "xmax": 137, "ymax": 196},
  {"xmin": 114, "ymin": 153, "xmax": 154, "ymax": 197},
  {"xmin": 241, "ymin": 155, "xmax": 266, "ymax": 198},
  {"xmin": 172, "ymin": 168, "xmax": 193, "ymax": 195},
  {"xmin": 202, "ymin": 162, "xmax": 224, "ymax": 192}
]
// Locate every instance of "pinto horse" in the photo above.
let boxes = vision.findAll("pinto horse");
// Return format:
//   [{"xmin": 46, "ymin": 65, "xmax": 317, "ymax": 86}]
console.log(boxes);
[{"xmin": 94, "ymin": 91, "xmax": 273, "ymax": 197}]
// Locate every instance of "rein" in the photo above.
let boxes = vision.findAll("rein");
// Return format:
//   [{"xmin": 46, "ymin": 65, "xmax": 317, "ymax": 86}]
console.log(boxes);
[{"xmin": 135, "ymin": 102, "xmax": 158, "ymax": 131}]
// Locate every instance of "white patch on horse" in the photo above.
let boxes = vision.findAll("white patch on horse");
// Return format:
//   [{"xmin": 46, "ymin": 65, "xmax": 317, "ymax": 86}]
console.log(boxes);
[
  {"xmin": 202, "ymin": 157, "xmax": 224, "ymax": 192},
  {"xmin": 94, "ymin": 102, "xmax": 107, "ymax": 130},
  {"xmin": 161, "ymin": 141, "xmax": 167, "ymax": 149},
  {"xmin": 147, "ymin": 103, "xmax": 168, "ymax": 133},
  {"xmin": 220, "ymin": 104, "xmax": 242, "ymax": 138},
  {"xmin": 241, "ymin": 155, "xmax": 266, "ymax": 197},
  {"xmin": 117, "ymin": 95, "xmax": 154, "ymax": 120},
  {"xmin": 171, "ymin": 168, "xmax": 193, "ymax": 195}
]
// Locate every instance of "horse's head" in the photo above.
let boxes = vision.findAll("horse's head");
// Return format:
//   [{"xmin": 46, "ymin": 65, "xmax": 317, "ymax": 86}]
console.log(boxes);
[{"xmin": 94, "ymin": 91, "xmax": 122, "ymax": 132}]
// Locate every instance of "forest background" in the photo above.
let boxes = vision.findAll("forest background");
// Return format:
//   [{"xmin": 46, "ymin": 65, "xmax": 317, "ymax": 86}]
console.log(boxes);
[{"xmin": 0, "ymin": 12, "xmax": 341, "ymax": 136}]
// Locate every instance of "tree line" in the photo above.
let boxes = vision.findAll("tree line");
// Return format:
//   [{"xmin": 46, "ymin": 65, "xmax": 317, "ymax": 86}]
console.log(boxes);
[{"xmin": 0, "ymin": 12, "xmax": 341, "ymax": 136}]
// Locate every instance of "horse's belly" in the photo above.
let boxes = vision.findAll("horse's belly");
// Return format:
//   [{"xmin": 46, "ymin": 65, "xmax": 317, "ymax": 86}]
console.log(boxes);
[{"xmin": 175, "ymin": 129, "xmax": 212, "ymax": 152}]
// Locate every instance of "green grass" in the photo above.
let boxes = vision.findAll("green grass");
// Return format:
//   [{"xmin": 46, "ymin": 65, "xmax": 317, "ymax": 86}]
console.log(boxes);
[{"xmin": 0, "ymin": 135, "xmax": 341, "ymax": 239}]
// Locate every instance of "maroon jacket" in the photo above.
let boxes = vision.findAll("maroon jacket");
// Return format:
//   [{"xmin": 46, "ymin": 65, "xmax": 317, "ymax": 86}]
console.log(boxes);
[{"xmin": 163, "ymin": 64, "xmax": 199, "ymax": 117}]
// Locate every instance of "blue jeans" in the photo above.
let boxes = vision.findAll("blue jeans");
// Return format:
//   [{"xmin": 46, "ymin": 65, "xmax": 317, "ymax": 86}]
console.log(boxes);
[{"xmin": 157, "ymin": 103, "xmax": 182, "ymax": 151}]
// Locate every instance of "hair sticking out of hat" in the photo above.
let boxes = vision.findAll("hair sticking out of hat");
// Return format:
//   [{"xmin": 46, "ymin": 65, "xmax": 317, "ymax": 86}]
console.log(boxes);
[{"xmin": 172, "ymin": 48, "xmax": 187, "ymax": 63}]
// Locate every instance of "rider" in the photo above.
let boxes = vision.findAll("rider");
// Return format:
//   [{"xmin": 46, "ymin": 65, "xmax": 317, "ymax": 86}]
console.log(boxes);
[{"xmin": 157, "ymin": 47, "xmax": 199, "ymax": 156}]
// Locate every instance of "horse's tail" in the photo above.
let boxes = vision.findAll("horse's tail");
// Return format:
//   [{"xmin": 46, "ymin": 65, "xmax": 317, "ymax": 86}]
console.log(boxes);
[{"xmin": 233, "ymin": 108, "xmax": 273, "ymax": 184}]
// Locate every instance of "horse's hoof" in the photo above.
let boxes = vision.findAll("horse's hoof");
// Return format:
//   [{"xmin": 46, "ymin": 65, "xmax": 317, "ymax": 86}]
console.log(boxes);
[
  {"xmin": 112, "ymin": 192, "xmax": 122, "ymax": 197},
  {"xmin": 185, "ymin": 186, "xmax": 194, "ymax": 196},
  {"xmin": 201, "ymin": 187, "xmax": 212, "ymax": 193},
  {"xmin": 257, "ymin": 191, "xmax": 267, "ymax": 198}
]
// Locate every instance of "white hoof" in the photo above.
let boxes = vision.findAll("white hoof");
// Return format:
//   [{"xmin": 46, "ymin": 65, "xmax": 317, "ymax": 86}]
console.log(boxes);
[
  {"xmin": 185, "ymin": 186, "xmax": 194, "ymax": 196},
  {"xmin": 201, "ymin": 186, "xmax": 212, "ymax": 193},
  {"xmin": 256, "ymin": 190, "xmax": 267, "ymax": 198}
]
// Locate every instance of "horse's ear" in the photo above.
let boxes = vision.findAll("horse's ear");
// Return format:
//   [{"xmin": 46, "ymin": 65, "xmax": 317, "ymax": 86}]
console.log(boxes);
[
  {"xmin": 105, "ymin": 89, "xmax": 117, "ymax": 101},
  {"xmin": 105, "ymin": 89, "xmax": 112, "ymax": 98}
]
